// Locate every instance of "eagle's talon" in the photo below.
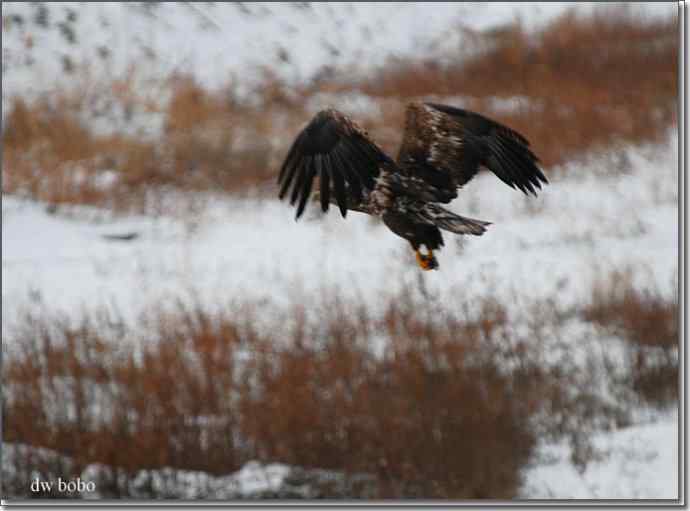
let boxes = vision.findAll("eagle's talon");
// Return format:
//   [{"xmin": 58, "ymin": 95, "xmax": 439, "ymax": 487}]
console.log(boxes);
[{"xmin": 416, "ymin": 249, "xmax": 438, "ymax": 271}]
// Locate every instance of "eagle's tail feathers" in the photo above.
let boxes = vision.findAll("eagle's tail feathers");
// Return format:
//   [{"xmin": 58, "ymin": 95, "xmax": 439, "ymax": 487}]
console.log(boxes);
[{"xmin": 421, "ymin": 204, "xmax": 491, "ymax": 236}]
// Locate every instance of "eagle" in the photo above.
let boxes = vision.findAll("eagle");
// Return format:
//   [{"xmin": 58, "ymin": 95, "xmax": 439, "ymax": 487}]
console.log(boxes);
[{"xmin": 277, "ymin": 102, "xmax": 547, "ymax": 270}]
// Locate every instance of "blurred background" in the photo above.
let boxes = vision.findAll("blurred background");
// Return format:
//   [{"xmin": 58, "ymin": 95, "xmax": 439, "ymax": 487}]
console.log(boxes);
[{"xmin": 2, "ymin": 2, "xmax": 680, "ymax": 500}]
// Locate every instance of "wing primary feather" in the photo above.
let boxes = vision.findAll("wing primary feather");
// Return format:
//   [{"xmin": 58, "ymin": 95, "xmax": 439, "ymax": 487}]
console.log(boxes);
[
  {"xmin": 494, "ymin": 137, "xmax": 542, "ymax": 195},
  {"xmin": 330, "ymin": 160, "xmax": 348, "ymax": 218},
  {"xmin": 295, "ymin": 157, "xmax": 317, "ymax": 219},
  {"xmin": 280, "ymin": 129, "xmax": 319, "ymax": 200},
  {"xmin": 343, "ymin": 138, "xmax": 378, "ymax": 189},
  {"xmin": 497, "ymin": 125, "xmax": 530, "ymax": 147},
  {"xmin": 289, "ymin": 156, "xmax": 309, "ymax": 205},
  {"xmin": 278, "ymin": 133, "xmax": 304, "ymax": 199},
  {"xmin": 333, "ymin": 144, "xmax": 363, "ymax": 200},
  {"xmin": 486, "ymin": 138, "xmax": 525, "ymax": 192},
  {"xmin": 318, "ymin": 155, "xmax": 331, "ymax": 212},
  {"xmin": 278, "ymin": 136, "xmax": 301, "ymax": 184},
  {"xmin": 493, "ymin": 138, "xmax": 535, "ymax": 194},
  {"xmin": 494, "ymin": 138, "xmax": 534, "ymax": 192},
  {"xmin": 278, "ymin": 158, "xmax": 299, "ymax": 200},
  {"xmin": 489, "ymin": 127, "xmax": 545, "ymax": 185},
  {"xmin": 495, "ymin": 132, "xmax": 537, "ymax": 164}
]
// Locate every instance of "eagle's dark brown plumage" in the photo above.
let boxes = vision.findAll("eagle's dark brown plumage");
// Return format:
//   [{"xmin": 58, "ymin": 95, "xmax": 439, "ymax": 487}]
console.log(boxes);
[{"xmin": 278, "ymin": 102, "xmax": 547, "ymax": 270}]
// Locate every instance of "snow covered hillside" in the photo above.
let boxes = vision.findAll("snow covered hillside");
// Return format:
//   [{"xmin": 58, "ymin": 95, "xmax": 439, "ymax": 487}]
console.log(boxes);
[{"xmin": 1, "ymin": 2, "xmax": 677, "ymax": 108}]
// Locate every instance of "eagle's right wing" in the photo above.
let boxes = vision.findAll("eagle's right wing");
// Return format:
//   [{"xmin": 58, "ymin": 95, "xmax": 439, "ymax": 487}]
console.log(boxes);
[
  {"xmin": 278, "ymin": 109, "xmax": 391, "ymax": 219},
  {"xmin": 396, "ymin": 102, "xmax": 548, "ymax": 201}
]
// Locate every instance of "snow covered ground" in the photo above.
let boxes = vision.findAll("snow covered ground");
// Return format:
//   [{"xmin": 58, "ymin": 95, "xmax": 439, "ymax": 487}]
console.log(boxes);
[{"xmin": 522, "ymin": 410, "xmax": 679, "ymax": 500}]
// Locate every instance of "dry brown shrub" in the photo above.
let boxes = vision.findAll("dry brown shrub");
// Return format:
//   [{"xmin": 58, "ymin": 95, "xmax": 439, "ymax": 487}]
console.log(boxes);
[
  {"xmin": 160, "ymin": 75, "xmax": 296, "ymax": 193},
  {"xmin": 5, "ymin": 271, "xmax": 677, "ymax": 498},
  {"xmin": 3, "ymin": 95, "xmax": 151, "ymax": 210},
  {"xmin": 345, "ymin": 7, "xmax": 678, "ymax": 168},
  {"xmin": 4, "ymin": 285, "xmax": 548, "ymax": 499},
  {"xmin": 2, "ymin": 72, "xmax": 309, "ymax": 211},
  {"xmin": 3, "ymin": 97, "xmax": 99, "ymax": 203},
  {"xmin": 584, "ymin": 270, "xmax": 679, "ymax": 407},
  {"xmin": 3, "ymin": 6, "xmax": 678, "ymax": 210},
  {"xmin": 3, "ymin": 301, "xmax": 251, "ymax": 486}
]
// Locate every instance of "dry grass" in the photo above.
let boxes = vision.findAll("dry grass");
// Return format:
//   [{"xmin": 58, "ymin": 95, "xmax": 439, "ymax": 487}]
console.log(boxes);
[
  {"xmin": 2, "ymin": 74, "xmax": 307, "ymax": 213},
  {"xmin": 2, "ymin": 96, "xmax": 154, "ymax": 211},
  {"xmin": 1, "ymin": 7, "xmax": 678, "ymax": 211},
  {"xmin": 242, "ymin": 292, "xmax": 542, "ymax": 498},
  {"xmin": 4, "ymin": 284, "xmax": 549, "ymax": 499},
  {"xmin": 4, "ymin": 270, "xmax": 678, "ymax": 499},
  {"xmin": 345, "ymin": 7, "xmax": 678, "ymax": 168},
  {"xmin": 3, "ymin": 303, "xmax": 248, "ymax": 479},
  {"xmin": 584, "ymin": 270, "xmax": 679, "ymax": 407}
]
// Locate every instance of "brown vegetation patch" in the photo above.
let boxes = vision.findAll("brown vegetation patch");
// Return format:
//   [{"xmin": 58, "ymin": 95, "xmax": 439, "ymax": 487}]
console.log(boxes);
[
  {"xmin": 6, "ymin": 270, "xmax": 677, "ymax": 499},
  {"xmin": 344, "ymin": 7, "xmax": 678, "ymax": 168},
  {"xmin": 2, "ymin": 75, "xmax": 309, "ymax": 212},
  {"xmin": 4, "ymin": 286, "xmax": 546, "ymax": 499},
  {"xmin": 584, "ymin": 270, "xmax": 679, "ymax": 407},
  {"xmin": 2, "ymin": 7, "xmax": 678, "ymax": 210}
]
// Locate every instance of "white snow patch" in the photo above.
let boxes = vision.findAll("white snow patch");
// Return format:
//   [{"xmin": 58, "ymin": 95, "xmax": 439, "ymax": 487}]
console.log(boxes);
[
  {"xmin": 522, "ymin": 411, "xmax": 679, "ymax": 499},
  {"xmin": 2, "ymin": 442, "xmax": 292, "ymax": 500}
]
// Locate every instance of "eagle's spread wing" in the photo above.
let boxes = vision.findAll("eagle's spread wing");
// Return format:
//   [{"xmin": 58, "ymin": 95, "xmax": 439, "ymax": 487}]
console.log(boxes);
[
  {"xmin": 278, "ymin": 109, "xmax": 390, "ymax": 219},
  {"xmin": 396, "ymin": 102, "xmax": 548, "ymax": 201}
]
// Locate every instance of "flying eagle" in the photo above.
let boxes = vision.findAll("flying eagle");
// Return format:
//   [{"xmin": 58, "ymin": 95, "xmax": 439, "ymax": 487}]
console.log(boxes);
[{"xmin": 277, "ymin": 102, "xmax": 547, "ymax": 270}]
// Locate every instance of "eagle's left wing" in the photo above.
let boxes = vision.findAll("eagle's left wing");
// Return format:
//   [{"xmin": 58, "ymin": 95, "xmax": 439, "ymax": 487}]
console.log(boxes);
[
  {"xmin": 396, "ymin": 102, "xmax": 548, "ymax": 201},
  {"xmin": 278, "ymin": 109, "xmax": 390, "ymax": 219}
]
